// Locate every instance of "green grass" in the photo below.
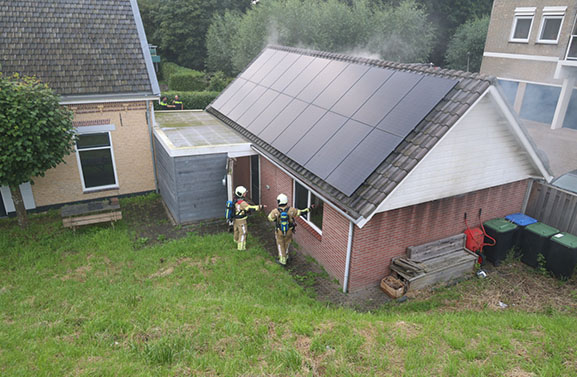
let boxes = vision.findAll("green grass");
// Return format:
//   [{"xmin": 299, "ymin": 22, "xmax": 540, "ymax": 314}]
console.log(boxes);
[{"xmin": 1, "ymin": 212, "xmax": 577, "ymax": 376}]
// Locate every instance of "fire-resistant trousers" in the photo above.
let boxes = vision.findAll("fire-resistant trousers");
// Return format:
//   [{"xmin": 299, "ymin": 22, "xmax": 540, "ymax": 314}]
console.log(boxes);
[{"xmin": 233, "ymin": 218, "xmax": 248, "ymax": 250}]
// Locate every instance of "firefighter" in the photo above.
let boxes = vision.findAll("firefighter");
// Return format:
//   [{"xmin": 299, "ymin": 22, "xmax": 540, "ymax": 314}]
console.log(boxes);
[
  {"xmin": 233, "ymin": 186, "xmax": 264, "ymax": 251},
  {"xmin": 267, "ymin": 193, "xmax": 311, "ymax": 265}
]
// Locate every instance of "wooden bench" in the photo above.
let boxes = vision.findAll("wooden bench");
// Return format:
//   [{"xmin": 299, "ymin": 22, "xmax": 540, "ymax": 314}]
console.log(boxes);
[
  {"xmin": 390, "ymin": 234, "xmax": 477, "ymax": 291},
  {"xmin": 61, "ymin": 197, "xmax": 122, "ymax": 229}
]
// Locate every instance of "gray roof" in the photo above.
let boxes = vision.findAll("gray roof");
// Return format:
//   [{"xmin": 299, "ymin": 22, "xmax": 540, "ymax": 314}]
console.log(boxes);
[
  {"xmin": 207, "ymin": 45, "xmax": 494, "ymax": 220},
  {"xmin": 0, "ymin": 0, "xmax": 156, "ymax": 97}
]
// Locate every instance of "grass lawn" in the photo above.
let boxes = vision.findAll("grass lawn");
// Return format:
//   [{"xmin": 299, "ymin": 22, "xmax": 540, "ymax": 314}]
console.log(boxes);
[{"xmin": 1, "ymin": 195, "xmax": 576, "ymax": 376}]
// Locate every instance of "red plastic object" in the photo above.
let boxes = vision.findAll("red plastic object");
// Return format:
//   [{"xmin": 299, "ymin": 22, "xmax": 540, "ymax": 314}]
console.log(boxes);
[{"xmin": 465, "ymin": 227, "xmax": 484, "ymax": 252}]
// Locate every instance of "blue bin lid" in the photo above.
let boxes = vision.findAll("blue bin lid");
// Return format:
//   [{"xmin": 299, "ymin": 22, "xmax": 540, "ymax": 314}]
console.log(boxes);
[{"xmin": 505, "ymin": 213, "xmax": 538, "ymax": 226}]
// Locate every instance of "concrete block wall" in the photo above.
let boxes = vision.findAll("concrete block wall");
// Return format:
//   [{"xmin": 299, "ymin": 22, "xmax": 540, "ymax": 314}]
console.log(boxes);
[
  {"xmin": 349, "ymin": 179, "xmax": 530, "ymax": 290},
  {"xmin": 31, "ymin": 101, "xmax": 156, "ymax": 207}
]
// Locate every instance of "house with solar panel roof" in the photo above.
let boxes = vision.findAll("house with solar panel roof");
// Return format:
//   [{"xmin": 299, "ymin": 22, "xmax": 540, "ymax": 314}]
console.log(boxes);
[
  {"xmin": 154, "ymin": 45, "xmax": 551, "ymax": 292},
  {"xmin": 0, "ymin": 0, "xmax": 159, "ymax": 217}
]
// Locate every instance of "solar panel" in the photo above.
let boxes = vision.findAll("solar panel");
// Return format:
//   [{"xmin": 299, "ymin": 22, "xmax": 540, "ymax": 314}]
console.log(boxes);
[
  {"xmin": 260, "ymin": 52, "xmax": 300, "ymax": 88},
  {"xmin": 218, "ymin": 81, "xmax": 256, "ymax": 115},
  {"xmin": 238, "ymin": 89, "xmax": 280, "ymax": 129},
  {"xmin": 247, "ymin": 93, "xmax": 292, "ymax": 135},
  {"xmin": 305, "ymin": 119, "xmax": 372, "ymax": 179},
  {"xmin": 376, "ymin": 75, "xmax": 457, "ymax": 136},
  {"xmin": 226, "ymin": 85, "xmax": 267, "ymax": 121},
  {"xmin": 284, "ymin": 57, "xmax": 331, "ymax": 98},
  {"xmin": 273, "ymin": 105, "xmax": 327, "ymax": 154},
  {"xmin": 332, "ymin": 67, "xmax": 394, "ymax": 118},
  {"xmin": 211, "ymin": 78, "xmax": 247, "ymax": 111},
  {"xmin": 271, "ymin": 55, "xmax": 315, "ymax": 92},
  {"xmin": 297, "ymin": 60, "xmax": 349, "ymax": 104},
  {"xmin": 213, "ymin": 47, "xmax": 458, "ymax": 197},
  {"xmin": 352, "ymin": 71, "xmax": 421, "ymax": 127},
  {"xmin": 239, "ymin": 49, "xmax": 276, "ymax": 81},
  {"xmin": 313, "ymin": 63, "xmax": 369, "ymax": 110},
  {"xmin": 326, "ymin": 129, "xmax": 402, "ymax": 196},
  {"xmin": 248, "ymin": 51, "xmax": 288, "ymax": 84},
  {"xmin": 258, "ymin": 99, "xmax": 308, "ymax": 144},
  {"xmin": 287, "ymin": 111, "xmax": 348, "ymax": 166}
]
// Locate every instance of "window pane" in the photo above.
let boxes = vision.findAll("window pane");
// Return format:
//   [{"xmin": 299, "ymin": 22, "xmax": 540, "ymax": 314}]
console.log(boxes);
[
  {"xmin": 79, "ymin": 149, "xmax": 116, "ymax": 188},
  {"xmin": 77, "ymin": 133, "xmax": 111, "ymax": 149},
  {"xmin": 514, "ymin": 18, "xmax": 532, "ymax": 39},
  {"xmin": 541, "ymin": 18, "xmax": 562, "ymax": 40},
  {"xmin": 309, "ymin": 193, "xmax": 324, "ymax": 230},
  {"xmin": 295, "ymin": 182, "xmax": 308, "ymax": 216},
  {"xmin": 568, "ymin": 37, "xmax": 577, "ymax": 59}
]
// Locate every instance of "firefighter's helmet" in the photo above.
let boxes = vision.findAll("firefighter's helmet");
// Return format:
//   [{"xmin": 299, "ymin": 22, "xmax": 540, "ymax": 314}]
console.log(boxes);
[
  {"xmin": 235, "ymin": 186, "xmax": 247, "ymax": 197},
  {"xmin": 276, "ymin": 193, "xmax": 288, "ymax": 206}
]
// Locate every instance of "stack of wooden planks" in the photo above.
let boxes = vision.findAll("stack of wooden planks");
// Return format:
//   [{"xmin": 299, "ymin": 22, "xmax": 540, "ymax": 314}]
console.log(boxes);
[
  {"xmin": 391, "ymin": 233, "xmax": 477, "ymax": 291},
  {"xmin": 61, "ymin": 197, "xmax": 122, "ymax": 229}
]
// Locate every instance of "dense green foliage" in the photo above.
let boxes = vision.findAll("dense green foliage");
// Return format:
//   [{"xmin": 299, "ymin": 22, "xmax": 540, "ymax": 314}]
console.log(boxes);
[
  {"xmin": 154, "ymin": 91, "xmax": 219, "ymax": 110},
  {"xmin": 207, "ymin": 0, "xmax": 435, "ymax": 75},
  {"xmin": 168, "ymin": 70, "xmax": 207, "ymax": 91},
  {"xmin": 207, "ymin": 71, "xmax": 233, "ymax": 92},
  {"xmin": 0, "ymin": 74, "xmax": 75, "ymax": 188},
  {"xmin": 416, "ymin": 0, "xmax": 494, "ymax": 65},
  {"xmin": 138, "ymin": 0, "xmax": 252, "ymax": 70},
  {"xmin": 1, "ymin": 201, "xmax": 577, "ymax": 376},
  {"xmin": 445, "ymin": 16, "xmax": 490, "ymax": 72}
]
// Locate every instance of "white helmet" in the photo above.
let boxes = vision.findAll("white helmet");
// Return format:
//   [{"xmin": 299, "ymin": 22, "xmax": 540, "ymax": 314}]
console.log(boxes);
[
  {"xmin": 277, "ymin": 193, "xmax": 288, "ymax": 206},
  {"xmin": 235, "ymin": 186, "xmax": 247, "ymax": 197}
]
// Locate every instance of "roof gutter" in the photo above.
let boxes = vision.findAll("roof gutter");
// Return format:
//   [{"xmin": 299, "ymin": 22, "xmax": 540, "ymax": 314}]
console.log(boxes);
[
  {"xmin": 252, "ymin": 145, "xmax": 362, "ymax": 225},
  {"xmin": 60, "ymin": 93, "xmax": 160, "ymax": 105}
]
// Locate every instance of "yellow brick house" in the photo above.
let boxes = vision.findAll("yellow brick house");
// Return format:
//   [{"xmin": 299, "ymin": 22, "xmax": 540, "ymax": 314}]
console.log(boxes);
[{"xmin": 0, "ymin": 0, "xmax": 160, "ymax": 216}]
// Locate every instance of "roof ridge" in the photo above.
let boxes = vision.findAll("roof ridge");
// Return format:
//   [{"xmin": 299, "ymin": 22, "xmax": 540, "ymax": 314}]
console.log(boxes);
[{"xmin": 267, "ymin": 44, "xmax": 495, "ymax": 84}]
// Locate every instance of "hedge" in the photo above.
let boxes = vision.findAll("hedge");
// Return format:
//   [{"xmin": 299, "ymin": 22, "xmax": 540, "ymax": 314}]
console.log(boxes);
[
  {"xmin": 168, "ymin": 71, "xmax": 207, "ymax": 91},
  {"xmin": 155, "ymin": 91, "xmax": 220, "ymax": 111}
]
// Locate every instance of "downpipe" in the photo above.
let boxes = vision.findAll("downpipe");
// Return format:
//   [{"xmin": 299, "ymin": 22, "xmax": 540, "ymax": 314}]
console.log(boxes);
[{"xmin": 343, "ymin": 220, "xmax": 354, "ymax": 293}]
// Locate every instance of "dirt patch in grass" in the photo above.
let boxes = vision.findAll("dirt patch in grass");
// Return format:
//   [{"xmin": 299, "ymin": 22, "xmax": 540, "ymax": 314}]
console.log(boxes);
[{"xmin": 119, "ymin": 195, "xmax": 577, "ymax": 313}]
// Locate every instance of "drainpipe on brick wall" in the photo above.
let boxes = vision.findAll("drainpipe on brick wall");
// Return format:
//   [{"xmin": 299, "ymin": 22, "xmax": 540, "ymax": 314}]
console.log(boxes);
[
  {"xmin": 343, "ymin": 220, "xmax": 354, "ymax": 293},
  {"xmin": 146, "ymin": 101, "xmax": 159, "ymax": 193}
]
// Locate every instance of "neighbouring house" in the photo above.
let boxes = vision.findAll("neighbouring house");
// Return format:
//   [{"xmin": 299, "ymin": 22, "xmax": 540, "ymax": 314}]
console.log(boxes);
[
  {"xmin": 481, "ymin": 0, "xmax": 577, "ymax": 175},
  {"xmin": 0, "ymin": 0, "xmax": 160, "ymax": 217},
  {"xmin": 195, "ymin": 45, "xmax": 551, "ymax": 292}
]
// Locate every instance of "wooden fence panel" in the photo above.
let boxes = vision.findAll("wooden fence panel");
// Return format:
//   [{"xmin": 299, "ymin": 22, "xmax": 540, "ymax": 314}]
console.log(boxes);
[{"xmin": 525, "ymin": 182, "xmax": 577, "ymax": 234}]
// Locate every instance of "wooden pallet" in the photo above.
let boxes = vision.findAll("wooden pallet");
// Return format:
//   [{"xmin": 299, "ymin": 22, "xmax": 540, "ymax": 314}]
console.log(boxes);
[
  {"xmin": 391, "ymin": 234, "xmax": 477, "ymax": 291},
  {"xmin": 61, "ymin": 197, "xmax": 122, "ymax": 229}
]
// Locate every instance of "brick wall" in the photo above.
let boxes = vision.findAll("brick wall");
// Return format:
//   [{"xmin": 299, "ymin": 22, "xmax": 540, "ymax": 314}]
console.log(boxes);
[
  {"xmin": 349, "ymin": 179, "xmax": 530, "ymax": 290},
  {"xmin": 31, "ymin": 101, "xmax": 156, "ymax": 207},
  {"xmin": 259, "ymin": 157, "xmax": 350, "ymax": 284}
]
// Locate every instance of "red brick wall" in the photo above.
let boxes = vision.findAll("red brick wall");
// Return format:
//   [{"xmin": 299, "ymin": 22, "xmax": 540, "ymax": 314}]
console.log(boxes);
[
  {"xmin": 259, "ymin": 157, "xmax": 350, "ymax": 283},
  {"xmin": 349, "ymin": 179, "xmax": 530, "ymax": 290}
]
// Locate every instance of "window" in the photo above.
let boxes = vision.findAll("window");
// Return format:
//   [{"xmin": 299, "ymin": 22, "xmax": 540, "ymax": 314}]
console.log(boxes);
[
  {"xmin": 294, "ymin": 181, "xmax": 324, "ymax": 232},
  {"xmin": 76, "ymin": 132, "xmax": 118, "ymax": 191},
  {"xmin": 510, "ymin": 7, "xmax": 536, "ymax": 43},
  {"xmin": 566, "ymin": 11, "xmax": 577, "ymax": 59},
  {"xmin": 537, "ymin": 7, "xmax": 566, "ymax": 44}
]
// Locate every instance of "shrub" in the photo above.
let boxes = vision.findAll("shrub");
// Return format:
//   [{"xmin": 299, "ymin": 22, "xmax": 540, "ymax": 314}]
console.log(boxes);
[
  {"xmin": 154, "ymin": 91, "xmax": 220, "ymax": 111},
  {"xmin": 207, "ymin": 72, "xmax": 233, "ymax": 92},
  {"xmin": 160, "ymin": 62, "xmax": 185, "ymax": 82},
  {"xmin": 168, "ymin": 71, "xmax": 207, "ymax": 91}
]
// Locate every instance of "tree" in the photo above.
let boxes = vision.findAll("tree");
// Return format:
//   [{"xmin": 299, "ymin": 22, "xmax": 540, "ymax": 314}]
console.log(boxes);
[
  {"xmin": 416, "ymin": 0, "xmax": 493, "ymax": 65},
  {"xmin": 0, "ymin": 74, "xmax": 75, "ymax": 227},
  {"xmin": 141, "ymin": 0, "xmax": 252, "ymax": 70},
  {"xmin": 444, "ymin": 16, "xmax": 490, "ymax": 72},
  {"xmin": 206, "ymin": 0, "xmax": 436, "ymax": 74},
  {"xmin": 205, "ymin": 11, "xmax": 243, "ymax": 75}
]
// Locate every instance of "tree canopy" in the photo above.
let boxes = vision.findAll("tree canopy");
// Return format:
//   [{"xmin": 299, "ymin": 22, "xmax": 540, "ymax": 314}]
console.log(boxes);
[
  {"xmin": 138, "ymin": 0, "xmax": 252, "ymax": 70},
  {"xmin": 0, "ymin": 74, "xmax": 75, "ymax": 226},
  {"xmin": 206, "ymin": 0, "xmax": 436, "ymax": 75},
  {"xmin": 444, "ymin": 16, "xmax": 490, "ymax": 72}
]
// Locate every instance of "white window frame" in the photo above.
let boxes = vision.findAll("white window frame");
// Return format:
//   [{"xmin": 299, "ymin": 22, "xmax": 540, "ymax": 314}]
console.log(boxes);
[
  {"xmin": 75, "ymin": 131, "xmax": 119, "ymax": 192},
  {"xmin": 293, "ymin": 181, "xmax": 322, "ymax": 235},
  {"xmin": 510, "ymin": 7, "xmax": 536, "ymax": 43},
  {"xmin": 537, "ymin": 7, "xmax": 566, "ymax": 44}
]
